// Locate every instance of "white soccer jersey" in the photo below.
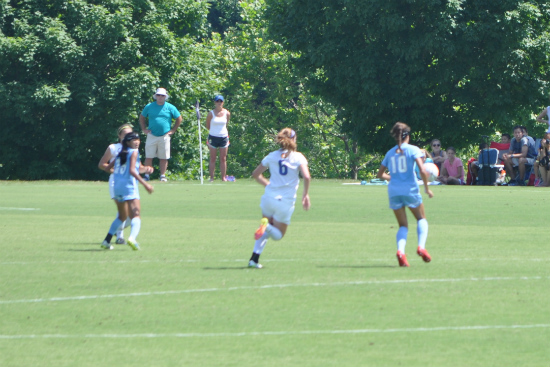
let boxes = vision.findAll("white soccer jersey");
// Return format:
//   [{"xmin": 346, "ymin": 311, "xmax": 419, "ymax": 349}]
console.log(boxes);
[
  {"xmin": 108, "ymin": 143, "xmax": 123, "ymax": 199},
  {"xmin": 262, "ymin": 149, "xmax": 308, "ymax": 200}
]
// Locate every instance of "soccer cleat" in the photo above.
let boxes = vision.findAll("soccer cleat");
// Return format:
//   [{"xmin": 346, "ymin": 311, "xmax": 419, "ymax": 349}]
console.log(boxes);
[
  {"xmin": 160, "ymin": 175, "xmax": 167, "ymax": 182},
  {"xmin": 396, "ymin": 251, "xmax": 409, "ymax": 267},
  {"xmin": 417, "ymin": 247, "xmax": 432, "ymax": 263},
  {"xmin": 115, "ymin": 238, "xmax": 126, "ymax": 245},
  {"xmin": 101, "ymin": 241, "xmax": 113, "ymax": 250},
  {"xmin": 127, "ymin": 239, "xmax": 140, "ymax": 251},
  {"xmin": 248, "ymin": 260, "xmax": 263, "ymax": 269},
  {"xmin": 254, "ymin": 217, "xmax": 269, "ymax": 240}
]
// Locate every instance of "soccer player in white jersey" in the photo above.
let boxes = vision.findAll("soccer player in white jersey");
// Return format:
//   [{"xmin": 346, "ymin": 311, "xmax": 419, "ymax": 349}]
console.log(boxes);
[
  {"xmin": 101, "ymin": 132, "xmax": 154, "ymax": 250},
  {"xmin": 248, "ymin": 128, "xmax": 311, "ymax": 268},
  {"xmin": 376, "ymin": 122, "xmax": 434, "ymax": 267},
  {"xmin": 98, "ymin": 124, "xmax": 135, "ymax": 244}
]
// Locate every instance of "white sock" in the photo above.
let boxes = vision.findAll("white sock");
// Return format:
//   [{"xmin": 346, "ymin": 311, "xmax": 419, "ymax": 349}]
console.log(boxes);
[
  {"xmin": 253, "ymin": 232, "xmax": 269, "ymax": 254},
  {"xmin": 266, "ymin": 224, "xmax": 283, "ymax": 240},
  {"xmin": 396, "ymin": 226, "xmax": 408, "ymax": 253},
  {"xmin": 116, "ymin": 218, "xmax": 131, "ymax": 239},
  {"xmin": 128, "ymin": 217, "xmax": 141, "ymax": 242},
  {"xmin": 417, "ymin": 219, "xmax": 428, "ymax": 250}
]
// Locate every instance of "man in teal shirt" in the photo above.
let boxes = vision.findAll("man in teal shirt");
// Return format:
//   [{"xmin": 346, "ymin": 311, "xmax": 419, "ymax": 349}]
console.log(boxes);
[{"xmin": 139, "ymin": 88, "xmax": 182, "ymax": 182}]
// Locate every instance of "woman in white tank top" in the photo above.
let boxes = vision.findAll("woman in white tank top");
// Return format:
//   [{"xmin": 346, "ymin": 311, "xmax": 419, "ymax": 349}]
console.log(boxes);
[{"xmin": 206, "ymin": 95, "xmax": 231, "ymax": 182}]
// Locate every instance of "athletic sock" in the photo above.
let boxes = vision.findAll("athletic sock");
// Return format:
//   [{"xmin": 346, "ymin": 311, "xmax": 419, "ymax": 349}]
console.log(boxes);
[
  {"xmin": 253, "ymin": 232, "xmax": 269, "ymax": 254},
  {"xmin": 417, "ymin": 219, "xmax": 428, "ymax": 250},
  {"xmin": 396, "ymin": 226, "xmax": 408, "ymax": 253},
  {"xmin": 108, "ymin": 217, "xmax": 123, "ymax": 236},
  {"xmin": 266, "ymin": 224, "xmax": 283, "ymax": 240},
  {"xmin": 128, "ymin": 217, "xmax": 141, "ymax": 241},
  {"xmin": 250, "ymin": 252, "xmax": 260, "ymax": 263},
  {"xmin": 116, "ymin": 216, "xmax": 130, "ymax": 239},
  {"xmin": 103, "ymin": 233, "xmax": 113, "ymax": 244}
]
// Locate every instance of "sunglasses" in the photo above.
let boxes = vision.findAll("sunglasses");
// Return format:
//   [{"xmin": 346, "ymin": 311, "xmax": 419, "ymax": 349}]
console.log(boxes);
[
  {"xmin": 215, "ymin": 100, "xmax": 223, "ymax": 102},
  {"xmin": 432, "ymin": 144, "xmax": 440, "ymax": 147},
  {"xmin": 156, "ymin": 94, "xmax": 166, "ymax": 97}
]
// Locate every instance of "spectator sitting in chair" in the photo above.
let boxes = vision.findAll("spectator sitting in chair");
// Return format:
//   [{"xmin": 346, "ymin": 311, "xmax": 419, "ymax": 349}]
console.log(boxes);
[
  {"xmin": 429, "ymin": 139, "xmax": 447, "ymax": 171},
  {"xmin": 498, "ymin": 134, "xmax": 511, "ymax": 163},
  {"xmin": 503, "ymin": 126, "xmax": 537, "ymax": 186},
  {"xmin": 437, "ymin": 147, "xmax": 464, "ymax": 185}
]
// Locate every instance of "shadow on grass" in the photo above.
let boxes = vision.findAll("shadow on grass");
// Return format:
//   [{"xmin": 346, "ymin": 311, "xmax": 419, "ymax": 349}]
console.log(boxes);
[
  {"xmin": 203, "ymin": 266, "xmax": 251, "ymax": 270},
  {"xmin": 316, "ymin": 264, "xmax": 395, "ymax": 269},
  {"xmin": 67, "ymin": 249, "xmax": 109, "ymax": 252}
]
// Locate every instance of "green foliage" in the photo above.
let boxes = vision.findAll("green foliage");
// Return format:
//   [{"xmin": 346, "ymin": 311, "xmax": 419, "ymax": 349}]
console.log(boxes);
[
  {"xmin": 207, "ymin": 0, "xmax": 242, "ymax": 35},
  {"xmin": 218, "ymin": 0, "xmax": 375, "ymax": 179},
  {"xmin": 265, "ymin": 0, "xmax": 550, "ymax": 152},
  {"xmin": 0, "ymin": 0, "xmax": 220, "ymax": 180}
]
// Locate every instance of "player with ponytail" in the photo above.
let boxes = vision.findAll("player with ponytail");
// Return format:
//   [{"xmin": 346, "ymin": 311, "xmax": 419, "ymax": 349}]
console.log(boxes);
[
  {"xmin": 247, "ymin": 128, "xmax": 311, "ymax": 269},
  {"xmin": 101, "ymin": 132, "xmax": 154, "ymax": 251},
  {"xmin": 98, "ymin": 124, "xmax": 135, "ymax": 245},
  {"xmin": 376, "ymin": 122, "xmax": 434, "ymax": 267}
]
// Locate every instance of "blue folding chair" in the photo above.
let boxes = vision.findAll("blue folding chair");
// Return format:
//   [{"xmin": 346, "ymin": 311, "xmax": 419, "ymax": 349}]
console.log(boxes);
[{"xmin": 477, "ymin": 148, "xmax": 503, "ymax": 185}]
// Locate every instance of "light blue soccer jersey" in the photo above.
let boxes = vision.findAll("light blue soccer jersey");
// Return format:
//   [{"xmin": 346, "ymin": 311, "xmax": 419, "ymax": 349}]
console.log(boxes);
[
  {"xmin": 113, "ymin": 148, "xmax": 140, "ymax": 201},
  {"xmin": 381, "ymin": 143, "xmax": 423, "ymax": 197}
]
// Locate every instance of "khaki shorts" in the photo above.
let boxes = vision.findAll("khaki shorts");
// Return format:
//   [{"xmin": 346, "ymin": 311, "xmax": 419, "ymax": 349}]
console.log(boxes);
[
  {"xmin": 512, "ymin": 157, "xmax": 535, "ymax": 166},
  {"xmin": 145, "ymin": 133, "xmax": 171, "ymax": 159}
]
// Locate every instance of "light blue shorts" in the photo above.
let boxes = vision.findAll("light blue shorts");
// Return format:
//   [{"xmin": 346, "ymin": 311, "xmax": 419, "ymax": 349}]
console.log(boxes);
[{"xmin": 389, "ymin": 194, "xmax": 422, "ymax": 210}]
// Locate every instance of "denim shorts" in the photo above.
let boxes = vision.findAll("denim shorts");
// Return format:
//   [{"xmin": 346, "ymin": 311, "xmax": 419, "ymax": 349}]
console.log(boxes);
[{"xmin": 207, "ymin": 135, "xmax": 230, "ymax": 149}]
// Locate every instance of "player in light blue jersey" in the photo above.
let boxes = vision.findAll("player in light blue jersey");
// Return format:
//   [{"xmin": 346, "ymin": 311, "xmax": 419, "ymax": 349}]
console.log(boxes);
[
  {"xmin": 376, "ymin": 122, "xmax": 434, "ymax": 267},
  {"xmin": 247, "ymin": 128, "xmax": 311, "ymax": 269},
  {"xmin": 101, "ymin": 132, "xmax": 154, "ymax": 251},
  {"xmin": 98, "ymin": 124, "xmax": 134, "ymax": 245}
]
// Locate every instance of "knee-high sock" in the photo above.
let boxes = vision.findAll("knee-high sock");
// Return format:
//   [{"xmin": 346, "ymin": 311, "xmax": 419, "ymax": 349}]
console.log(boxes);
[
  {"xmin": 128, "ymin": 217, "xmax": 141, "ymax": 241},
  {"xmin": 253, "ymin": 232, "xmax": 269, "ymax": 254},
  {"xmin": 396, "ymin": 226, "xmax": 408, "ymax": 253},
  {"xmin": 115, "ymin": 217, "xmax": 131, "ymax": 238},
  {"xmin": 266, "ymin": 224, "xmax": 283, "ymax": 240},
  {"xmin": 417, "ymin": 219, "xmax": 428, "ymax": 249},
  {"xmin": 108, "ymin": 217, "xmax": 124, "ymax": 236}
]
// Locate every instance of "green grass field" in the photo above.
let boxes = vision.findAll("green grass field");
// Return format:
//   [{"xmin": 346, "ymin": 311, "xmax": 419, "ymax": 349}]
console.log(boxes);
[{"xmin": 0, "ymin": 180, "xmax": 548, "ymax": 367}]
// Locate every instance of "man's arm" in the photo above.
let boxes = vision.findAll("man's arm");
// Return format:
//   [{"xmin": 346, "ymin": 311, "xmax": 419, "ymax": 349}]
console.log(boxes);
[
  {"xmin": 168, "ymin": 116, "xmax": 183, "ymax": 135},
  {"xmin": 139, "ymin": 114, "xmax": 151, "ymax": 135}
]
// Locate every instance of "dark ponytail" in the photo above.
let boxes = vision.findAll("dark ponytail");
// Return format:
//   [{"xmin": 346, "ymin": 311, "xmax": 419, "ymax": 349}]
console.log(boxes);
[
  {"xmin": 391, "ymin": 122, "xmax": 411, "ymax": 154},
  {"xmin": 117, "ymin": 132, "xmax": 140, "ymax": 166}
]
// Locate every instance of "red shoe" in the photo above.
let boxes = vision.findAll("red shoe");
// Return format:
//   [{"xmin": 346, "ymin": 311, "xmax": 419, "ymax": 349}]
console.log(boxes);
[
  {"xmin": 417, "ymin": 247, "xmax": 432, "ymax": 263},
  {"xmin": 254, "ymin": 218, "xmax": 269, "ymax": 240},
  {"xmin": 396, "ymin": 251, "xmax": 409, "ymax": 267}
]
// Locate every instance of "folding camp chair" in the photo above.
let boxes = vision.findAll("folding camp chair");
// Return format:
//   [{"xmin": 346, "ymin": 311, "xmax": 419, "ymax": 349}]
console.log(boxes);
[{"xmin": 477, "ymin": 148, "xmax": 503, "ymax": 185}]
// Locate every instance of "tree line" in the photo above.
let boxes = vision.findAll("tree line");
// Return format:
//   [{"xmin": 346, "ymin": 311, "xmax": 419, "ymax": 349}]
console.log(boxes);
[{"xmin": 2, "ymin": 0, "xmax": 550, "ymax": 180}]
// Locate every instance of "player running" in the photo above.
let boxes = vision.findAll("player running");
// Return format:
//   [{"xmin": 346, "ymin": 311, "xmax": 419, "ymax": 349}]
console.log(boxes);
[
  {"xmin": 376, "ymin": 122, "xmax": 434, "ymax": 267},
  {"xmin": 98, "ymin": 124, "xmax": 135, "ymax": 245},
  {"xmin": 247, "ymin": 128, "xmax": 311, "ymax": 269},
  {"xmin": 101, "ymin": 132, "xmax": 154, "ymax": 250}
]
